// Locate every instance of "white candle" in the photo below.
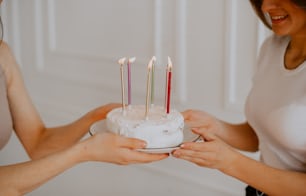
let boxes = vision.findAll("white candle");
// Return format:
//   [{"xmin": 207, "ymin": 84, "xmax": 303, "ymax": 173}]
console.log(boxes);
[
  {"xmin": 145, "ymin": 58, "xmax": 153, "ymax": 119},
  {"xmin": 150, "ymin": 56, "xmax": 156, "ymax": 107},
  {"xmin": 118, "ymin": 57, "xmax": 126, "ymax": 114},
  {"xmin": 127, "ymin": 57, "xmax": 136, "ymax": 106}
]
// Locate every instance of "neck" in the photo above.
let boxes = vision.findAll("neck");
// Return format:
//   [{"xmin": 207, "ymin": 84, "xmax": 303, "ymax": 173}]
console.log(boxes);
[
  {"xmin": 290, "ymin": 34, "xmax": 306, "ymax": 52},
  {"xmin": 285, "ymin": 36, "xmax": 306, "ymax": 69}
]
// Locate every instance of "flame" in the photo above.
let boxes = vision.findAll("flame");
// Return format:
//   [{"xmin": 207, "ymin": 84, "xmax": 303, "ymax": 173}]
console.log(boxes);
[
  {"xmin": 118, "ymin": 57, "xmax": 126, "ymax": 65},
  {"xmin": 128, "ymin": 57, "xmax": 136, "ymax": 63},
  {"xmin": 167, "ymin": 56, "xmax": 172, "ymax": 70}
]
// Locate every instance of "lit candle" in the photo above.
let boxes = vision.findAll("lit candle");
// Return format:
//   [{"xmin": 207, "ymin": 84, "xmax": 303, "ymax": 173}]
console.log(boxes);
[
  {"xmin": 150, "ymin": 56, "xmax": 156, "ymax": 107},
  {"xmin": 118, "ymin": 57, "xmax": 127, "ymax": 114},
  {"xmin": 145, "ymin": 58, "xmax": 153, "ymax": 119},
  {"xmin": 166, "ymin": 57, "xmax": 172, "ymax": 114},
  {"xmin": 127, "ymin": 57, "xmax": 136, "ymax": 106},
  {"xmin": 164, "ymin": 63, "xmax": 168, "ymax": 112}
]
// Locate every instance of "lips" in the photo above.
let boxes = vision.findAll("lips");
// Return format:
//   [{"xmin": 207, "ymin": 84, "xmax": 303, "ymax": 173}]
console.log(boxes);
[{"xmin": 270, "ymin": 15, "xmax": 288, "ymax": 23}]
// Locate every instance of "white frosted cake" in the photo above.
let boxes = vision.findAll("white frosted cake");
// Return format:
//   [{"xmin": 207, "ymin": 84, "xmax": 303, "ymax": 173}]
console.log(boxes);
[{"xmin": 106, "ymin": 105, "xmax": 184, "ymax": 148}]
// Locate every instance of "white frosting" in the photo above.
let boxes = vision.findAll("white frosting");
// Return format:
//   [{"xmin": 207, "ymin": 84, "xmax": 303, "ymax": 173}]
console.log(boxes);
[{"xmin": 106, "ymin": 105, "xmax": 184, "ymax": 148}]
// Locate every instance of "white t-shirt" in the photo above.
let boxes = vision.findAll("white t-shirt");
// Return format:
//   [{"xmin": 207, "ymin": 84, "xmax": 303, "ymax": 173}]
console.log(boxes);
[{"xmin": 245, "ymin": 35, "xmax": 306, "ymax": 172}]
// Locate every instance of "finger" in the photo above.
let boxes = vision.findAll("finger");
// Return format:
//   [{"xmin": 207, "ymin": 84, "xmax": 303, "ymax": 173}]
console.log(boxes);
[
  {"xmin": 181, "ymin": 109, "xmax": 197, "ymax": 121},
  {"xmin": 191, "ymin": 128, "xmax": 217, "ymax": 142},
  {"xmin": 93, "ymin": 103, "xmax": 122, "ymax": 120},
  {"xmin": 173, "ymin": 150, "xmax": 202, "ymax": 161},
  {"xmin": 98, "ymin": 133, "xmax": 147, "ymax": 149},
  {"xmin": 180, "ymin": 141, "xmax": 207, "ymax": 151},
  {"xmin": 174, "ymin": 153, "xmax": 212, "ymax": 167},
  {"xmin": 104, "ymin": 103, "xmax": 122, "ymax": 109},
  {"xmin": 116, "ymin": 136, "xmax": 147, "ymax": 149},
  {"xmin": 181, "ymin": 109, "xmax": 192, "ymax": 118},
  {"xmin": 135, "ymin": 152, "xmax": 169, "ymax": 162},
  {"xmin": 180, "ymin": 140, "xmax": 218, "ymax": 154},
  {"xmin": 121, "ymin": 150, "xmax": 169, "ymax": 164},
  {"xmin": 172, "ymin": 149, "xmax": 214, "ymax": 165}
]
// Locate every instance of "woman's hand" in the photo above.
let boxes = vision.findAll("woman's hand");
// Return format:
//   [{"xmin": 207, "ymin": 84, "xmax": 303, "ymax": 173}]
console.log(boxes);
[
  {"xmin": 182, "ymin": 109, "xmax": 223, "ymax": 136},
  {"xmin": 172, "ymin": 128, "xmax": 239, "ymax": 172},
  {"xmin": 182, "ymin": 109, "xmax": 258, "ymax": 151},
  {"xmin": 77, "ymin": 132, "xmax": 169, "ymax": 165},
  {"xmin": 88, "ymin": 103, "xmax": 122, "ymax": 122}
]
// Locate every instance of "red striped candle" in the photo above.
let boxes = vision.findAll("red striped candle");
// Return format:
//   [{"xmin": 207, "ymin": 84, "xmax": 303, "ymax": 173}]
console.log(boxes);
[{"xmin": 166, "ymin": 57, "xmax": 172, "ymax": 114}]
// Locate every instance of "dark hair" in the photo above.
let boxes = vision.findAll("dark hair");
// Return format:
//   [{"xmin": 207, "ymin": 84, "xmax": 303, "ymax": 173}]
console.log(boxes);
[{"xmin": 249, "ymin": 0, "xmax": 306, "ymax": 29}]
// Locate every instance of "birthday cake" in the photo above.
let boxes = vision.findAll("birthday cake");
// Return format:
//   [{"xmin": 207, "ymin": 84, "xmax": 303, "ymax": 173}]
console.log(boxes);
[{"xmin": 106, "ymin": 105, "xmax": 184, "ymax": 148}]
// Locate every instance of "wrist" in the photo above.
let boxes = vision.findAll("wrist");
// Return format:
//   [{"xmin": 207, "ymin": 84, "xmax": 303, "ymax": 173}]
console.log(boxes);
[
  {"xmin": 215, "ymin": 119, "xmax": 228, "ymax": 138},
  {"xmin": 68, "ymin": 142, "xmax": 90, "ymax": 164},
  {"xmin": 219, "ymin": 149, "xmax": 241, "ymax": 175}
]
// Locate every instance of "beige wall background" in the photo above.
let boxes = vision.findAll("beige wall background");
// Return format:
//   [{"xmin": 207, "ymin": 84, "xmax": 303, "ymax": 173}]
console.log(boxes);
[{"xmin": 0, "ymin": 0, "xmax": 270, "ymax": 195}]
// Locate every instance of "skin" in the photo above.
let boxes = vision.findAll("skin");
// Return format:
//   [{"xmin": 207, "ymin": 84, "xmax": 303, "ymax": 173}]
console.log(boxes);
[
  {"xmin": 264, "ymin": 0, "xmax": 306, "ymax": 69},
  {"xmin": 0, "ymin": 13, "xmax": 168, "ymax": 196},
  {"xmin": 173, "ymin": 0, "xmax": 306, "ymax": 195}
]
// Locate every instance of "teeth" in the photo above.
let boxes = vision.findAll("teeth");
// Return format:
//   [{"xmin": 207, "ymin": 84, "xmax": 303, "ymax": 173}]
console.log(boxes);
[{"xmin": 271, "ymin": 15, "xmax": 286, "ymax": 20}]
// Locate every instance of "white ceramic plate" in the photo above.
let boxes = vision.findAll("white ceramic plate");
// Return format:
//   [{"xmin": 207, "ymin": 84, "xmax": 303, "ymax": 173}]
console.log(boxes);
[{"xmin": 89, "ymin": 120, "xmax": 200, "ymax": 154}]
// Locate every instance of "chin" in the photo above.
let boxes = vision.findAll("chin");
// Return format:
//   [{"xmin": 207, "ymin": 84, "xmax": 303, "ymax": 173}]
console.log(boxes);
[{"xmin": 272, "ymin": 28, "xmax": 290, "ymax": 36}]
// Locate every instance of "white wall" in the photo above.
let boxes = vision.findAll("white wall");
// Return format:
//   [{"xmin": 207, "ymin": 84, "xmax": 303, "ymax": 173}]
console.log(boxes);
[{"xmin": 0, "ymin": 0, "xmax": 269, "ymax": 195}]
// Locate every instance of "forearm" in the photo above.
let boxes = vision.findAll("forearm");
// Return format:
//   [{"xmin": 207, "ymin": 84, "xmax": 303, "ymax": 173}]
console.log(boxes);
[
  {"xmin": 224, "ymin": 152, "xmax": 306, "ymax": 195},
  {"xmin": 31, "ymin": 116, "xmax": 93, "ymax": 159},
  {"xmin": 218, "ymin": 121, "xmax": 259, "ymax": 151},
  {"xmin": 29, "ymin": 103, "xmax": 119, "ymax": 159},
  {"xmin": 0, "ymin": 144, "xmax": 84, "ymax": 195}
]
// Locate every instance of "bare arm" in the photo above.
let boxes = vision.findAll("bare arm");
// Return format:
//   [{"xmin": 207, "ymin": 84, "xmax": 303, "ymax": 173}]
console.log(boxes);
[
  {"xmin": 0, "ymin": 42, "xmax": 168, "ymax": 195},
  {"xmin": 225, "ymin": 150, "xmax": 306, "ymax": 196},
  {"xmin": 219, "ymin": 120, "xmax": 258, "ymax": 151},
  {"xmin": 0, "ymin": 144, "xmax": 81, "ymax": 195},
  {"xmin": 27, "ymin": 103, "xmax": 121, "ymax": 159},
  {"xmin": 0, "ymin": 133, "xmax": 168, "ymax": 195},
  {"xmin": 173, "ymin": 130, "xmax": 306, "ymax": 195},
  {"xmin": 1, "ymin": 42, "xmax": 119, "ymax": 158}
]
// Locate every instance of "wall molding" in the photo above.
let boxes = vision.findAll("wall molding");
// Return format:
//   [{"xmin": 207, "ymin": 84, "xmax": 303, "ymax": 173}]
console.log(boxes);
[
  {"xmin": 223, "ymin": 0, "xmax": 240, "ymax": 111},
  {"xmin": 34, "ymin": 0, "xmax": 45, "ymax": 71},
  {"xmin": 4, "ymin": 1, "xmax": 257, "ymax": 195},
  {"xmin": 175, "ymin": 0, "xmax": 187, "ymax": 105},
  {"xmin": 3, "ymin": 0, "xmax": 22, "ymax": 67}
]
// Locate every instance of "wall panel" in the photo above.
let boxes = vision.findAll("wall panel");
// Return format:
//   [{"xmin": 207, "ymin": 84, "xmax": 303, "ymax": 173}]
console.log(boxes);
[{"xmin": 0, "ymin": 0, "xmax": 267, "ymax": 195}]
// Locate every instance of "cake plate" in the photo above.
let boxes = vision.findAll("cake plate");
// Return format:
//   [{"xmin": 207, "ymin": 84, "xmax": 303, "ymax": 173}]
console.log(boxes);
[{"xmin": 89, "ymin": 120, "xmax": 201, "ymax": 154}]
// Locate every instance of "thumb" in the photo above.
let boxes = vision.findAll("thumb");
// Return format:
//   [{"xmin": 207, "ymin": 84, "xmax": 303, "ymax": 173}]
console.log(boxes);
[
  {"xmin": 191, "ymin": 128, "xmax": 216, "ymax": 142},
  {"xmin": 118, "ymin": 136, "xmax": 147, "ymax": 149}
]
